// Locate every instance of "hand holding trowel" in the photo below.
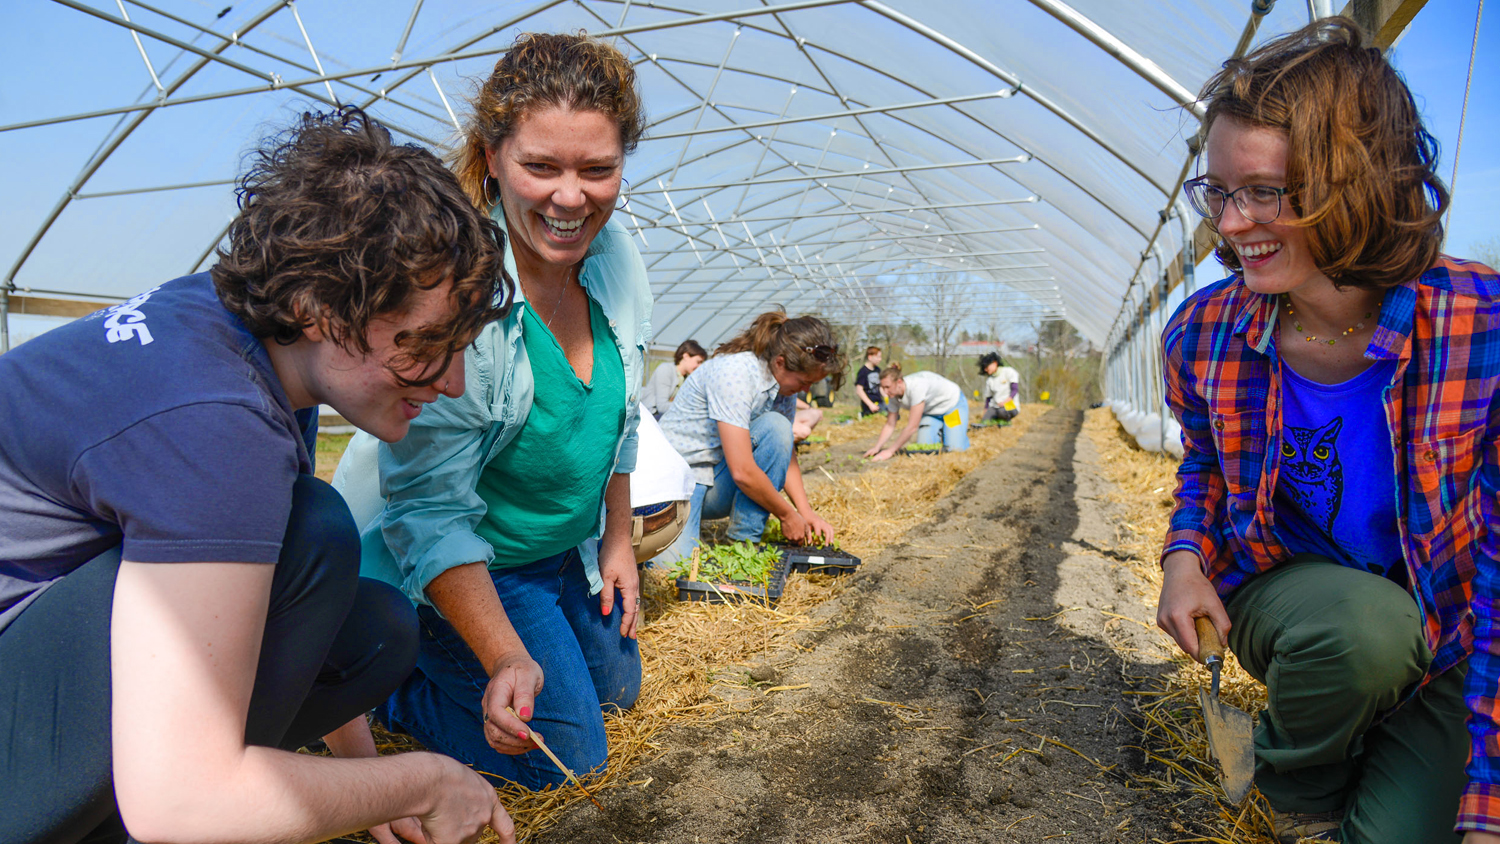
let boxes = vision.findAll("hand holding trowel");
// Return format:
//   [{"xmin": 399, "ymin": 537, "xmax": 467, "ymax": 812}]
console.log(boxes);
[{"xmin": 1195, "ymin": 616, "xmax": 1255, "ymax": 803}]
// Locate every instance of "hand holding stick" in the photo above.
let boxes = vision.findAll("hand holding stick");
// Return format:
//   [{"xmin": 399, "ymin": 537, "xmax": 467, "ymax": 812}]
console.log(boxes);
[{"xmin": 505, "ymin": 707, "xmax": 606, "ymax": 812}]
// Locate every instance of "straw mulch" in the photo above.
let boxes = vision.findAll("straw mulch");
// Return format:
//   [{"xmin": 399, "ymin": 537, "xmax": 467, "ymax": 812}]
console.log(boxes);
[
  {"xmin": 1080, "ymin": 408, "xmax": 1279, "ymax": 843},
  {"xmin": 468, "ymin": 404, "xmax": 1042, "ymax": 841}
]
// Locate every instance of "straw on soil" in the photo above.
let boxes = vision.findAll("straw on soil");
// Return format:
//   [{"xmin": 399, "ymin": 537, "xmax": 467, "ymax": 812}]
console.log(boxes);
[
  {"xmin": 1080, "ymin": 408, "xmax": 1279, "ymax": 843},
  {"xmin": 449, "ymin": 403, "xmax": 1042, "ymax": 841}
]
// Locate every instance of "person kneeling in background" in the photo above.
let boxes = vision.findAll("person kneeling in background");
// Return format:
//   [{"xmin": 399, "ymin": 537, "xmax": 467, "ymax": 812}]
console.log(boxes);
[
  {"xmin": 978, "ymin": 352, "xmax": 1021, "ymax": 423},
  {"xmin": 865, "ymin": 363, "xmax": 970, "ymax": 460},
  {"xmin": 656, "ymin": 312, "xmax": 845, "ymax": 561}
]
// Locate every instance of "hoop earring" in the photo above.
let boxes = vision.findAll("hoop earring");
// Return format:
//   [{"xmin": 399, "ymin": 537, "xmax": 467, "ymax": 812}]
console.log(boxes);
[
  {"xmin": 616, "ymin": 177, "xmax": 630, "ymax": 212},
  {"xmin": 483, "ymin": 174, "xmax": 499, "ymax": 206}
]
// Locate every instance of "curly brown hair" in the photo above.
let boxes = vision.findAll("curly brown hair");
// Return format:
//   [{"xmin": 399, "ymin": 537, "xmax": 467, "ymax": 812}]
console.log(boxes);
[
  {"xmin": 211, "ymin": 106, "xmax": 511, "ymax": 386},
  {"xmin": 1197, "ymin": 16, "xmax": 1448, "ymax": 288},
  {"xmin": 455, "ymin": 31, "xmax": 646, "ymax": 209},
  {"xmin": 716, "ymin": 312, "xmax": 847, "ymax": 391}
]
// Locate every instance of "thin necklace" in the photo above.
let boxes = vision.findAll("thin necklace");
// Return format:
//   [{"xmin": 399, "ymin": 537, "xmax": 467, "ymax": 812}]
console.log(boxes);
[
  {"xmin": 1280, "ymin": 293, "xmax": 1377, "ymax": 346},
  {"xmin": 527, "ymin": 268, "xmax": 573, "ymax": 329}
]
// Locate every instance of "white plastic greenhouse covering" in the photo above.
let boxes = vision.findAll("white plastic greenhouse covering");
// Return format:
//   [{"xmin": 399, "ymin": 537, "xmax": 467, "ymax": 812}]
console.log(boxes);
[{"xmin": 1, "ymin": 0, "xmax": 1420, "ymax": 444}]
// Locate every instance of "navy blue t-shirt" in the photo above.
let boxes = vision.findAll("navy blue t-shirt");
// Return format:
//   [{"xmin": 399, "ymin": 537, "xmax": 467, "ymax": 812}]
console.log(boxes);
[
  {"xmin": 1273, "ymin": 358, "xmax": 1404, "ymax": 580},
  {"xmin": 0, "ymin": 273, "xmax": 316, "ymax": 633}
]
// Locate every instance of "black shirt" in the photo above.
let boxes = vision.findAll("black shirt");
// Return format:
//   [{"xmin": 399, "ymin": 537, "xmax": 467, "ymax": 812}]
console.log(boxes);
[{"xmin": 856, "ymin": 364, "xmax": 882, "ymax": 403}]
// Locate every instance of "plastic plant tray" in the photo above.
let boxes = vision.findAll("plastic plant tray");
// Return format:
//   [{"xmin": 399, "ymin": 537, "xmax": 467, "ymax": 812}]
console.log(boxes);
[
  {"xmin": 900, "ymin": 444, "xmax": 947, "ymax": 456},
  {"xmin": 675, "ymin": 551, "xmax": 790, "ymax": 604},
  {"xmin": 778, "ymin": 545, "xmax": 861, "ymax": 575}
]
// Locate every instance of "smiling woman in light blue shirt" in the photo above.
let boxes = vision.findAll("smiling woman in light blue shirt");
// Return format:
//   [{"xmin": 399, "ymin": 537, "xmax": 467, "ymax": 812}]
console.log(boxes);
[{"xmin": 334, "ymin": 32, "xmax": 650, "ymax": 792}]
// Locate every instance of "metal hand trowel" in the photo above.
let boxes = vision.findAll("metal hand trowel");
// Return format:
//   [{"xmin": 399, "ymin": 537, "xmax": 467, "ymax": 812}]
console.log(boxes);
[{"xmin": 1195, "ymin": 616, "xmax": 1255, "ymax": 803}]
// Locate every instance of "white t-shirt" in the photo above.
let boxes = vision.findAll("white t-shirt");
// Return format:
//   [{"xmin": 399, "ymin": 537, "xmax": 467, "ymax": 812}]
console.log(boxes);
[
  {"xmin": 897, "ymin": 371, "xmax": 963, "ymax": 418},
  {"xmin": 982, "ymin": 366, "xmax": 1021, "ymax": 408}
]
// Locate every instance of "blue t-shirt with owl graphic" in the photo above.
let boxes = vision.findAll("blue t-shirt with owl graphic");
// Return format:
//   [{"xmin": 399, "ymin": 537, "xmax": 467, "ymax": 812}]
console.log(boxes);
[{"xmin": 1273, "ymin": 358, "xmax": 1404, "ymax": 580}]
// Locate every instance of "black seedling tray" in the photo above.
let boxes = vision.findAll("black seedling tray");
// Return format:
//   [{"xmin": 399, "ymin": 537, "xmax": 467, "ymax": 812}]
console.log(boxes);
[
  {"xmin": 779, "ymin": 545, "xmax": 861, "ymax": 575},
  {"xmin": 676, "ymin": 552, "xmax": 790, "ymax": 604},
  {"xmin": 900, "ymin": 445, "xmax": 947, "ymax": 456}
]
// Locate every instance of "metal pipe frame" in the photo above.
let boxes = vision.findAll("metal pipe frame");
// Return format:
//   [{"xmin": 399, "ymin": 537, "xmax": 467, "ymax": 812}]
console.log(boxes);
[{"xmin": 9, "ymin": 0, "xmax": 1279, "ymax": 356}]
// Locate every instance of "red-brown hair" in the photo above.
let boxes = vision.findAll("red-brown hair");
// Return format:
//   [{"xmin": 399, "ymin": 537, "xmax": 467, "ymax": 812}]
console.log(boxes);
[
  {"xmin": 1197, "ymin": 16, "xmax": 1447, "ymax": 288},
  {"xmin": 716, "ymin": 312, "xmax": 847, "ymax": 391},
  {"xmin": 455, "ymin": 32, "xmax": 645, "ymax": 210}
]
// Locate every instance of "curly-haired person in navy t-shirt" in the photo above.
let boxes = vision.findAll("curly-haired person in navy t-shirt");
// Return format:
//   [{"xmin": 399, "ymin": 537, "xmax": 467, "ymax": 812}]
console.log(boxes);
[{"xmin": 0, "ymin": 107, "xmax": 518, "ymax": 844}]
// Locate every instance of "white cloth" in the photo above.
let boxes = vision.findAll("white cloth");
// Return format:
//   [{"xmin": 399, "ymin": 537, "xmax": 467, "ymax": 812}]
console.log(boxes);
[
  {"xmin": 982, "ymin": 366, "xmax": 1021, "ymax": 408},
  {"xmin": 898, "ymin": 371, "xmax": 963, "ymax": 417},
  {"xmin": 629, "ymin": 408, "xmax": 696, "ymax": 507}
]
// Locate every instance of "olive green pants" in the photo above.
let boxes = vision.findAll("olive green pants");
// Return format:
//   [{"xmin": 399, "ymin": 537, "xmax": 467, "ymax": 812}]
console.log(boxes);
[{"xmin": 1226, "ymin": 555, "xmax": 1468, "ymax": 844}]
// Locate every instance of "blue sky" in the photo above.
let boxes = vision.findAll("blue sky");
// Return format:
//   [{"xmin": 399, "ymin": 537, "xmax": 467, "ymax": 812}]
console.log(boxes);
[{"xmin": 1387, "ymin": 0, "xmax": 1497, "ymax": 258}]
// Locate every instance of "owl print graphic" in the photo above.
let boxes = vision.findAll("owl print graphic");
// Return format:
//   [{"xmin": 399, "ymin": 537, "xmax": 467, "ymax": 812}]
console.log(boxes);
[{"xmin": 1278, "ymin": 418, "xmax": 1344, "ymax": 535}]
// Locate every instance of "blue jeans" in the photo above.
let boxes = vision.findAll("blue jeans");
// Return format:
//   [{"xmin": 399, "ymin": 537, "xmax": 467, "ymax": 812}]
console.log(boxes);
[
  {"xmin": 376, "ymin": 547, "xmax": 641, "ymax": 789},
  {"xmin": 659, "ymin": 411, "xmax": 793, "ymax": 564},
  {"xmin": 917, "ymin": 400, "xmax": 971, "ymax": 450}
]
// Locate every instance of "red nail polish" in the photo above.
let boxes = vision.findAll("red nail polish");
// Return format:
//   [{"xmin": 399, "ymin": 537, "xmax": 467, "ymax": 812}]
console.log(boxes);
[
  {"xmin": 517, "ymin": 730, "xmax": 528, "ymax": 739},
  {"xmin": 520, "ymin": 706, "xmax": 532, "ymax": 719}
]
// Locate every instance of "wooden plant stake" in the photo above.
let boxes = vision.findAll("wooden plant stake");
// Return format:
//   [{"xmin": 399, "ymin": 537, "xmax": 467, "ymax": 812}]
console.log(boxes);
[
  {"xmin": 505, "ymin": 707, "xmax": 605, "ymax": 812},
  {"xmin": 689, "ymin": 546, "xmax": 701, "ymax": 582}
]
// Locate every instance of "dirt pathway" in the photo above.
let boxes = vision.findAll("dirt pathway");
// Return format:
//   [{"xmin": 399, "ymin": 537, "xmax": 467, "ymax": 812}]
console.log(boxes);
[{"xmin": 542, "ymin": 408, "xmax": 1205, "ymax": 843}]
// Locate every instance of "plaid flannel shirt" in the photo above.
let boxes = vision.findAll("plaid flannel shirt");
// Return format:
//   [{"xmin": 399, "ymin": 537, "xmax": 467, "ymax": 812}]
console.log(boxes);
[{"xmin": 1160, "ymin": 257, "xmax": 1500, "ymax": 832}]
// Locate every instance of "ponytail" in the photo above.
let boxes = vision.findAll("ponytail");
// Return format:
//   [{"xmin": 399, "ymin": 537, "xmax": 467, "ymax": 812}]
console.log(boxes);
[{"xmin": 717, "ymin": 311, "xmax": 848, "ymax": 390}]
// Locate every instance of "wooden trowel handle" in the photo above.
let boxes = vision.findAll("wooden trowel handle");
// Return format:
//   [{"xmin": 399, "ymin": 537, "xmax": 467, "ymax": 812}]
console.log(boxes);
[{"xmin": 1195, "ymin": 616, "xmax": 1225, "ymax": 665}]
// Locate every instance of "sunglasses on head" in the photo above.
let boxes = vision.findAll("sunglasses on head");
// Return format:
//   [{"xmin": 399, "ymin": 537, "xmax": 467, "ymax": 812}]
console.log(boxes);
[{"xmin": 803, "ymin": 344, "xmax": 838, "ymax": 364}]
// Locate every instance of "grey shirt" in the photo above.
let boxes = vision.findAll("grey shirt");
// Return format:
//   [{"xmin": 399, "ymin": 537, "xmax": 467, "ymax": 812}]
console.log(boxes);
[{"xmin": 641, "ymin": 360, "xmax": 681, "ymax": 418}]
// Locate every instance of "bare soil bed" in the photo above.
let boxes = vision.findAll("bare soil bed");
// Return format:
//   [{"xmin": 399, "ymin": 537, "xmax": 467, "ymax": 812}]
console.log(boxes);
[{"xmin": 537, "ymin": 408, "xmax": 1214, "ymax": 843}]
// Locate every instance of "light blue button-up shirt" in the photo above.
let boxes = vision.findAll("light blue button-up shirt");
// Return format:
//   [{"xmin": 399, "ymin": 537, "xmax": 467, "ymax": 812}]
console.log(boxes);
[{"xmin": 334, "ymin": 211, "xmax": 652, "ymax": 608}]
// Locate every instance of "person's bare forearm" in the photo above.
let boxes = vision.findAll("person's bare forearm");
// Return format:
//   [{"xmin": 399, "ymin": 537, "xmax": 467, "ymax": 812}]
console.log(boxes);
[
  {"xmin": 888, "ymin": 417, "xmax": 921, "ymax": 451},
  {"xmin": 323, "ymin": 714, "xmax": 378, "ymax": 759},
  {"xmin": 110, "ymin": 561, "xmax": 504, "ymax": 844},
  {"xmin": 600, "ymin": 473, "xmax": 633, "ymax": 560},
  {"xmin": 125, "ymin": 745, "xmax": 453, "ymax": 844},
  {"xmin": 871, "ymin": 415, "xmax": 898, "ymax": 451},
  {"xmin": 731, "ymin": 464, "xmax": 796, "ymax": 519},
  {"xmin": 426, "ymin": 563, "xmax": 529, "ymax": 674},
  {"xmin": 783, "ymin": 457, "xmax": 815, "ymax": 517}
]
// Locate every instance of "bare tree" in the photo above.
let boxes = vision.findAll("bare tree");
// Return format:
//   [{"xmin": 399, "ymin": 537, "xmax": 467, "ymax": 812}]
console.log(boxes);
[
  {"xmin": 1471, "ymin": 235, "xmax": 1500, "ymax": 269},
  {"xmin": 915, "ymin": 273, "xmax": 964, "ymax": 364}
]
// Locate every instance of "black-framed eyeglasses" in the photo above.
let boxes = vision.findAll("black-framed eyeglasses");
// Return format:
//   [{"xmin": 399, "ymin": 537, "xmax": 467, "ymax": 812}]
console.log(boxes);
[
  {"xmin": 804, "ymin": 344, "xmax": 839, "ymax": 364},
  {"xmin": 1183, "ymin": 178, "xmax": 1289, "ymax": 225}
]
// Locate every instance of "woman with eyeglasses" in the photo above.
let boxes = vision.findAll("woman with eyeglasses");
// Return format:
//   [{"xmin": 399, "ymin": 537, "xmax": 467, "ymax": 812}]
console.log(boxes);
[
  {"xmin": 864, "ymin": 363, "xmax": 971, "ymax": 460},
  {"xmin": 655, "ymin": 313, "xmax": 846, "ymax": 561},
  {"xmin": 1155, "ymin": 18, "xmax": 1498, "ymax": 844},
  {"xmin": 333, "ymin": 32, "xmax": 650, "ymax": 791}
]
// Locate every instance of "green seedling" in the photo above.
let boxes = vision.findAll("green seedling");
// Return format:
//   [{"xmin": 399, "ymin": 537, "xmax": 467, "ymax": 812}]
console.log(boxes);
[
  {"xmin": 669, "ymin": 540, "xmax": 782, "ymax": 586},
  {"xmin": 761, "ymin": 517, "xmax": 841, "ymax": 551}
]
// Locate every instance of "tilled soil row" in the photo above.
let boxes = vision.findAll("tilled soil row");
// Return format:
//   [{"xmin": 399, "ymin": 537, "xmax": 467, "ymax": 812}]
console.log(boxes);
[{"xmin": 542, "ymin": 409, "xmax": 1208, "ymax": 843}]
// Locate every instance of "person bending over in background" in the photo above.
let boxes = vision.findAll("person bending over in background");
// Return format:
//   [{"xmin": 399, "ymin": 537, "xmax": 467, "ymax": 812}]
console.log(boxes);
[
  {"xmin": 1154, "ymin": 18, "xmax": 1500, "ymax": 844},
  {"xmin": 865, "ymin": 363, "xmax": 970, "ymax": 460},
  {"xmin": 334, "ymin": 31, "xmax": 651, "ymax": 791},
  {"xmin": 642, "ymin": 339, "xmax": 706, "ymax": 419},
  {"xmin": 657, "ymin": 312, "xmax": 846, "ymax": 561},
  {"xmin": 0, "ymin": 107, "xmax": 515, "ymax": 844},
  {"xmin": 855, "ymin": 346, "xmax": 885, "ymax": 416},
  {"xmin": 977, "ymin": 352, "xmax": 1021, "ymax": 423}
]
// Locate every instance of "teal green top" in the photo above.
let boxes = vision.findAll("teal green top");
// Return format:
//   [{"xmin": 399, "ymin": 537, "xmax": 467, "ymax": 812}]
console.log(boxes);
[{"xmin": 474, "ymin": 297, "xmax": 626, "ymax": 568}]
